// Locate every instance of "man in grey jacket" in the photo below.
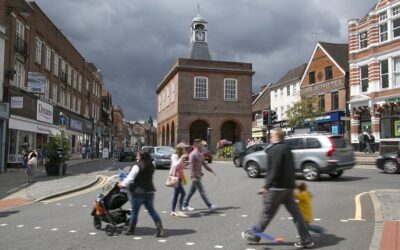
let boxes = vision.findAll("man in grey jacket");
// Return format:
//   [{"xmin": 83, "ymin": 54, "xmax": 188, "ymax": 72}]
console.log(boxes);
[{"xmin": 242, "ymin": 128, "xmax": 314, "ymax": 249}]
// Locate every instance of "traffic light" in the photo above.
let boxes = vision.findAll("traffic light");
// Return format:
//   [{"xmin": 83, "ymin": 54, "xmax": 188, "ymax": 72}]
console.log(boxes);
[
  {"xmin": 270, "ymin": 110, "xmax": 277, "ymax": 126},
  {"xmin": 262, "ymin": 110, "xmax": 269, "ymax": 126}
]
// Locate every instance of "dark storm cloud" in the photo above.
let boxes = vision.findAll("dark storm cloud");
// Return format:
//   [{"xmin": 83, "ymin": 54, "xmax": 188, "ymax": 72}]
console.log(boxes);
[{"xmin": 35, "ymin": 0, "xmax": 376, "ymax": 120}]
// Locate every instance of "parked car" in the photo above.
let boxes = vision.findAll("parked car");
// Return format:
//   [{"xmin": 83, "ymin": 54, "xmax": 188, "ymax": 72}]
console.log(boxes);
[
  {"xmin": 142, "ymin": 146, "xmax": 175, "ymax": 168},
  {"xmin": 232, "ymin": 143, "xmax": 268, "ymax": 167},
  {"xmin": 186, "ymin": 145, "xmax": 213, "ymax": 163},
  {"xmin": 118, "ymin": 146, "xmax": 135, "ymax": 162},
  {"xmin": 376, "ymin": 152, "xmax": 400, "ymax": 174},
  {"xmin": 242, "ymin": 134, "xmax": 356, "ymax": 181}
]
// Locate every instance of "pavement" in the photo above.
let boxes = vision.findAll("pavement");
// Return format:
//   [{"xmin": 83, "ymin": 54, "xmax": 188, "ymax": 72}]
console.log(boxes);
[{"xmin": 0, "ymin": 154, "xmax": 398, "ymax": 249}]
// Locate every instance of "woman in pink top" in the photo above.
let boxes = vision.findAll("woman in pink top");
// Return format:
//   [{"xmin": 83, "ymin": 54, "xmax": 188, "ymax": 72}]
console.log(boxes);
[{"xmin": 169, "ymin": 143, "xmax": 189, "ymax": 217}]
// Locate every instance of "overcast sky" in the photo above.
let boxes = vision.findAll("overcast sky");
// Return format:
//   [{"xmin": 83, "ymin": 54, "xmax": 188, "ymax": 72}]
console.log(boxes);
[{"xmin": 35, "ymin": 0, "xmax": 377, "ymax": 121}]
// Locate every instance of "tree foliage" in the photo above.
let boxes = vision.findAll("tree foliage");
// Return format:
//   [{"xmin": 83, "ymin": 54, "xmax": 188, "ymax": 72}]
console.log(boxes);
[{"xmin": 285, "ymin": 95, "xmax": 321, "ymax": 127}]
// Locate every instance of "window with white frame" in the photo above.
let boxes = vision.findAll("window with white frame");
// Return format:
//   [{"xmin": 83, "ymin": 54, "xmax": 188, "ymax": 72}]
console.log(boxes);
[
  {"xmin": 93, "ymin": 81, "xmax": 96, "ymax": 95},
  {"xmin": 166, "ymin": 86, "xmax": 170, "ymax": 106},
  {"xmin": 45, "ymin": 46, "xmax": 51, "ymax": 71},
  {"xmin": 61, "ymin": 59, "xmax": 65, "ymax": 74},
  {"xmin": 14, "ymin": 61, "xmax": 25, "ymax": 88},
  {"xmin": 293, "ymin": 84, "xmax": 297, "ymax": 94},
  {"xmin": 158, "ymin": 95, "xmax": 162, "ymax": 112},
  {"xmin": 360, "ymin": 65, "xmax": 369, "ymax": 92},
  {"xmin": 60, "ymin": 89, "xmax": 65, "ymax": 106},
  {"xmin": 379, "ymin": 11, "xmax": 388, "ymax": 21},
  {"xmin": 394, "ymin": 57, "xmax": 400, "ymax": 87},
  {"xmin": 73, "ymin": 71, "xmax": 77, "ymax": 89},
  {"xmin": 381, "ymin": 59, "xmax": 389, "ymax": 89},
  {"xmin": 16, "ymin": 19, "xmax": 24, "ymax": 40},
  {"xmin": 393, "ymin": 6, "xmax": 400, "ymax": 16},
  {"xmin": 86, "ymin": 80, "xmax": 89, "ymax": 91},
  {"xmin": 34, "ymin": 37, "xmax": 42, "ymax": 64},
  {"xmin": 78, "ymin": 74, "xmax": 82, "ymax": 92},
  {"xmin": 274, "ymin": 90, "xmax": 278, "ymax": 98},
  {"xmin": 171, "ymin": 81, "xmax": 175, "ymax": 102},
  {"xmin": 287, "ymin": 86, "xmax": 290, "ymax": 96},
  {"xmin": 393, "ymin": 18, "xmax": 400, "ymax": 38},
  {"xmin": 194, "ymin": 77, "xmax": 208, "ymax": 99},
  {"xmin": 52, "ymin": 84, "xmax": 57, "ymax": 103},
  {"xmin": 67, "ymin": 66, "xmax": 71, "ymax": 85},
  {"xmin": 77, "ymin": 98, "xmax": 81, "ymax": 113},
  {"xmin": 72, "ymin": 96, "xmax": 76, "ymax": 111},
  {"xmin": 359, "ymin": 31, "xmax": 368, "ymax": 49},
  {"xmin": 66, "ymin": 92, "xmax": 71, "ymax": 109},
  {"xmin": 224, "ymin": 79, "xmax": 237, "ymax": 100},
  {"xmin": 44, "ymin": 79, "xmax": 49, "ymax": 100},
  {"xmin": 53, "ymin": 53, "xmax": 59, "ymax": 76},
  {"xmin": 380, "ymin": 23, "xmax": 388, "ymax": 42}
]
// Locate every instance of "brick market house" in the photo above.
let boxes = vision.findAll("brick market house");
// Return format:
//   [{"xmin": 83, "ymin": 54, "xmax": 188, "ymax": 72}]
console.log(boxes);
[
  {"xmin": 348, "ymin": 0, "xmax": 400, "ymax": 152},
  {"xmin": 300, "ymin": 42, "xmax": 350, "ymax": 139},
  {"xmin": 156, "ymin": 13, "xmax": 254, "ymax": 151}
]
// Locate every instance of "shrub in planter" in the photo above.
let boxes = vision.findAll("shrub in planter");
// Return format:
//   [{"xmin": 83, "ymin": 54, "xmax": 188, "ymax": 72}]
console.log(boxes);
[{"xmin": 44, "ymin": 135, "xmax": 71, "ymax": 176}]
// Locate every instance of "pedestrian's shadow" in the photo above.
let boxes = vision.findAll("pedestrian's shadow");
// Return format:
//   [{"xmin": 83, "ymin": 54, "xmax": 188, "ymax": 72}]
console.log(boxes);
[
  {"xmin": 258, "ymin": 233, "xmax": 345, "ymax": 249},
  {"xmin": 188, "ymin": 206, "xmax": 241, "ymax": 218},
  {"xmin": 0, "ymin": 210, "xmax": 19, "ymax": 218},
  {"xmin": 133, "ymin": 226, "xmax": 196, "ymax": 237}
]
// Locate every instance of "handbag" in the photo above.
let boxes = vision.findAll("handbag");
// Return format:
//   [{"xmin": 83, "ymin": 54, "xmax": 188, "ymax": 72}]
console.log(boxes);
[{"xmin": 165, "ymin": 175, "xmax": 179, "ymax": 188}]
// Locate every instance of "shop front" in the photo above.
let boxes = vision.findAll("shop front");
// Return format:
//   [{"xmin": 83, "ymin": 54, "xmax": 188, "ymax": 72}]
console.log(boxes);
[{"xmin": 306, "ymin": 111, "xmax": 345, "ymax": 135}]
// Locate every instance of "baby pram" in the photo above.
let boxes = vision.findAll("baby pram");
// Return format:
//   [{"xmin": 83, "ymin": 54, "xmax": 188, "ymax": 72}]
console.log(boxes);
[{"xmin": 91, "ymin": 174, "xmax": 130, "ymax": 236}]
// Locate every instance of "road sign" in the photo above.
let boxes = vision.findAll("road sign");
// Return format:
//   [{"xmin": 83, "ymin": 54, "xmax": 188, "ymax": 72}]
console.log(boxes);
[{"xmin": 59, "ymin": 115, "xmax": 66, "ymax": 132}]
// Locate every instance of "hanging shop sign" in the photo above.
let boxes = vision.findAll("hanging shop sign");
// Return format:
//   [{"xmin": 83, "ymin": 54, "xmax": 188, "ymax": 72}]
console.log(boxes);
[{"xmin": 37, "ymin": 100, "xmax": 53, "ymax": 124}]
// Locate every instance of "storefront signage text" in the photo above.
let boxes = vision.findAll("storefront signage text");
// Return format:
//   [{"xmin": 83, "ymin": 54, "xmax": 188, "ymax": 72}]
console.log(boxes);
[
  {"xmin": 302, "ymin": 77, "xmax": 345, "ymax": 96},
  {"xmin": 385, "ymin": 97, "xmax": 400, "ymax": 103},
  {"xmin": 37, "ymin": 100, "xmax": 53, "ymax": 124},
  {"xmin": 11, "ymin": 96, "xmax": 23, "ymax": 109},
  {"xmin": 70, "ymin": 118, "xmax": 83, "ymax": 131}
]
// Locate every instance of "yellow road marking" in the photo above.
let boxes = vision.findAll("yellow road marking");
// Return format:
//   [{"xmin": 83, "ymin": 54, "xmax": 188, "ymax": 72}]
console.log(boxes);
[
  {"xmin": 41, "ymin": 175, "xmax": 108, "ymax": 203},
  {"xmin": 348, "ymin": 191, "xmax": 367, "ymax": 221}
]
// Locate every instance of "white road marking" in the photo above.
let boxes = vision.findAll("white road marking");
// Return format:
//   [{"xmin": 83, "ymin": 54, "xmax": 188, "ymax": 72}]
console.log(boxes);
[
  {"xmin": 69, "ymin": 230, "xmax": 77, "ymax": 233},
  {"xmin": 186, "ymin": 242, "xmax": 195, "ymax": 246},
  {"xmin": 56, "ymin": 203, "xmax": 61, "ymax": 206},
  {"xmin": 314, "ymin": 218, "xmax": 321, "ymax": 221},
  {"xmin": 82, "ymin": 205, "xmax": 88, "ymax": 208},
  {"xmin": 89, "ymin": 232, "xmax": 97, "ymax": 235},
  {"xmin": 144, "ymin": 210, "xmax": 148, "ymax": 212},
  {"xmin": 0, "ymin": 223, "xmax": 7, "ymax": 226},
  {"xmin": 241, "ymin": 215, "xmax": 248, "ymax": 218},
  {"xmin": 51, "ymin": 228, "xmax": 58, "ymax": 231},
  {"xmin": 288, "ymin": 217, "xmax": 293, "ymax": 220},
  {"xmin": 34, "ymin": 227, "xmax": 41, "ymax": 229},
  {"xmin": 215, "ymin": 246, "xmax": 223, "ymax": 249},
  {"xmin": 161, "ymin": 211, "xmax": 167, "ymax": 213},
  {"xmin": 133, "ymin": 236, "xmax": 142, "ymax": 240},
  {"xmin": 158, "ymin": 239, "xmax": 167, "ymax": 243},
  {"xmin": 68, "ymin": 204, "xmax": 74, "ymax": 207},
  {"xmin": 341, "ymin": 219, "xmax": 348, "ymax": 222},
  {"xmin": 16, "ymin": 225, "xmax": 24, "ymax": 228},
  {"xmin": 220, "ymin": 214, "xmax": 226, "ymax": 217},
  {"xmin": 245, "ymin": 249, "xmax": 256, "ymax": 250},
  {"xmin": 280, "ymin": 217, "xmax": 286, "ymax": 220}
]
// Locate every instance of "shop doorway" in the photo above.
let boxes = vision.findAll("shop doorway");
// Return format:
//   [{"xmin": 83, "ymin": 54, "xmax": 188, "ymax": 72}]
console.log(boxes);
[
  {"xmin": 360, "ymin": 110, "xmax": 371, "ymax": 132},
  {"xmin": 190, "ymin": 120, "xmax": 209, "ymax": 144},
  {"xmin": 221, "ymin": 121, "xmax": 240, "ymax": 143}
]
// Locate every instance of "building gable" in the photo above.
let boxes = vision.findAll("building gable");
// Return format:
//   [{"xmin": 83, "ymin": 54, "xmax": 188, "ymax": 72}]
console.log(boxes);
[{"xmin": 375, "ymin": 0, "xmax": 390, "ymax": 10}]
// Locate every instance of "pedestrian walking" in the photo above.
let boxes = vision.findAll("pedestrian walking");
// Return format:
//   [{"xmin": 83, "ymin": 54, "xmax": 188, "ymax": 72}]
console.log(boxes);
[
  {"xmin": 182, "ymin": 139, "xmax": 217, "ymax": 212},
  {"xmin": 26, "ymin": 150, "xmax": 38, "ymax": 183},
  {"xmin": 358, "ymin": 132, "xmax": 365, "ymax": 152},
  {"xmin": 363, "ymin": 131, "xmax": 372, "ymax": 154},
  {"xmin": 169, "ymin": 143, "xmax": 189, "ymax": 218},
  {"xmin": 294, "ymin": 181, "xmax": 325, "ymax": 234},
  {"xmin": 118, "ymin": 151, "xmax": 164, "ymax": 237},
  {"xmin": 242, "ymin": 128, "xmax": 313, "ymax": 248},
  {"xmin": 369, "ymin": 131, "xmax": 375, "ymax": 153}
]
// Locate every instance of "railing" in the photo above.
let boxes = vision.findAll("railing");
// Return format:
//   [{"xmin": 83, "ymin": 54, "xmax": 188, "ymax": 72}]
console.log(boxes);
[{"xmin": 14, "ymin": 35, "xmax": 28, "ymax": 56}]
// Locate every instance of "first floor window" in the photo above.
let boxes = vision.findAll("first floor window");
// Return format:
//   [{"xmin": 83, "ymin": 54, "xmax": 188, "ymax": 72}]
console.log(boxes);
[
  {"xmin": 359, "ymin": 31, "xmax": 368, "ymax": 49},
  {"xmin": 393, "ymin": 18, "xmax": 400, "ymax": 38},
  {"xmin": 194, "ymin": 77, "xmax": 208, "ymax": 99},
  {"xmin": 331, "ymin": 91, "xmax": 339, "ymax": 110},
  {"xmin": 14, "ymin": 61, "xmax": 25, "ymax": 88},
  {"xmin": 381, "ymin": 59, "xmax": 389, "ymax": 88},
  {"xmin": 380, "ymin": 23, "xmax": 388, "ymax": 42},
  {"xmin": 52, "ymin": 84, "xmax": 57, "ymax": 103},
  {"xmin": 77, "ymin": 99, "xmax": 81, "ymax": 113},
  {"xmin": 224, "ymin": 79, "xmax": 237, "ymax": 100},
  {"xmin": 34, "ymin": 37, "xmax": 42, "ymax": 64},
  {"xmin": 318, "ymin": 95, "xmax": 325, "ymax": 112},
  {"xmin": 361, "ymin": 65, "xmax": 369, "ymax": 92},
  {"xmin": 394, "ymin": 57, "xmax": 400, "ymax": 87},
  {"xmin": 44, "ymin": 79, "xmax": 49, "ymax": 100}
]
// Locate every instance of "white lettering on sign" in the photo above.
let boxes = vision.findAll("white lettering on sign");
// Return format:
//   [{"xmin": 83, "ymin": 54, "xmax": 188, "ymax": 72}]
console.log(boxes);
[
  {"xmin": 302, "ymin": 77, "xmax": 345, "ymax": 96},
  {"xmin": 37, "ymin": 100, "xmax": 53, "ymax": 124}
]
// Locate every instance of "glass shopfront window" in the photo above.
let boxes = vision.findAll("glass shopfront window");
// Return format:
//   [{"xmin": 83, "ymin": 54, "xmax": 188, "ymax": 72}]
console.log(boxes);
[
  {"xmin": 380, "ymin": 106, "xmax": 400, "ymax": 138},
  {"xmin": 360, "ymin": 110, "xmax": 371, "ymax": 133}
]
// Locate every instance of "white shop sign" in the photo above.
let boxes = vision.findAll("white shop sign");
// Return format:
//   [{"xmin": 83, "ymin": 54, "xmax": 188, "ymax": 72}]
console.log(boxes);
[
  {"xmin": 9, "ymin": 116, "xmax": 59, "ymax": 135},
  {"xmin": 37, "ymin": 100, "xmax": 53, "ymax": 124},
  {"xmin": 11, "ymin": 96, "xmax": 23, "ymax": 109}
]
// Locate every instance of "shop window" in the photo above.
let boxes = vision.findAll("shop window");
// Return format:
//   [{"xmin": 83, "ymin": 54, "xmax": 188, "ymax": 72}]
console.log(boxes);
[
  {"xmin": 309, "ymin": 72, "xmax": 315, "ymax": 84},
  {"xmin": 331, "ymin": 91, "xmax": 339, "ymax": 110},
  {"xmin": 359, "ymin": 31, "xmax": 368, "ymax": 49},
  {"xmin": 325, "ymin": 66, "xmax": 333, "ymax": 80},
  {"xmin": 381, "ymin": 59, "xmax": 389, "ymax": 89},
  {"xmin": 394, "ymin": 57, "xmax": 400, "ymax": 87},
  {"xmin": 318, "ymin": 95, "xmax": 325, "ymax": 112},
  {"xmin": 360, "ymin": 65, "xmax": 369, "ymax": 92},
  {"xmin": 380, "ymin": 23, "xmax": 388, "ymax": 42},
  {"xmin": 393, "ymin": 18, "xmax": 400, "ymax": 38}
]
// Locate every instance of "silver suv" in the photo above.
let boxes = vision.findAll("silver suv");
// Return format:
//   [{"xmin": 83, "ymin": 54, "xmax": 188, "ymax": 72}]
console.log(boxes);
[{"xmin": 242, "ymin": 134, "xmax": 356, "ymax": 181}]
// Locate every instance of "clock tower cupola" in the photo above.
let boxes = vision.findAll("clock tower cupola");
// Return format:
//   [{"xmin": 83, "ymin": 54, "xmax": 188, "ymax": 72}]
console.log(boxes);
[{"xmin": 188, "ymin": 7, "xmax": 211, "ymax": 60}]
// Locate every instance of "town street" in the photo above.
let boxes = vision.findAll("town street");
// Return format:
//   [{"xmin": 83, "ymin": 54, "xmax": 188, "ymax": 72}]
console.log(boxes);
[{"xmin": 0, "ymin": 161, "xmax": 398, "ymax": 250}]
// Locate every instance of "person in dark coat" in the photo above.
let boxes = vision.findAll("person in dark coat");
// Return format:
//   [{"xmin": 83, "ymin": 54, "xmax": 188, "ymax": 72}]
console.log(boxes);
[{"xmin": 242, "ymin": 128, "xmax": 313, "ymax": 248}]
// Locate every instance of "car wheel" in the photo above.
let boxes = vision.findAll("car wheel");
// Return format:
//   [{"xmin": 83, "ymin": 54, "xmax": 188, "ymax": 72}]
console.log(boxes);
[
  {"xmin": 246, "ymin": 162, "xmax": 260, "ymax": 178},
  {"xmin": 302, "ymin": 163, "xmax": 320, "ymax": 181},
  {"xmin": 383, "ymin": 159, "xmax": 399, "ymax": 174},
  {"xmin": 233, "ymin": 157, "xmax": 241, "ymax": 167},
  {"xmin": 329, "ymin": 170, "xmax": 343, "ymax": 178}
]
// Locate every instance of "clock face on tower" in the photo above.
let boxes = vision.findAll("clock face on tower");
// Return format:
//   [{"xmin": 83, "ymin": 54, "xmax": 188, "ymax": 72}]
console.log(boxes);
[{"xmin": 195, "ymin": 31, "xmax": 205, "ymax": 41}]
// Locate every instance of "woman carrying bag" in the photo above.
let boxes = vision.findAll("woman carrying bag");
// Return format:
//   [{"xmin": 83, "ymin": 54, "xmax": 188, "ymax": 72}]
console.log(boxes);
[
  {"xmin": 26, "ymin": 150, "xmax": 38, "ymax": 183},
  {"xmin": 118, "ymin": 151, "xmax": 164, "ymax": 237},
  {"xmin": 169, "ymin": 143, "xmax": 189, "ymax": 218}
]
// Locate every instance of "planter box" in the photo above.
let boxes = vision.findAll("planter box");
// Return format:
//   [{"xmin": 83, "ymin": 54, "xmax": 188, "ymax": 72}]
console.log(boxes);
[{"xmin": 45, "ymin": 163, "xmax": 67, "ymax": 176}]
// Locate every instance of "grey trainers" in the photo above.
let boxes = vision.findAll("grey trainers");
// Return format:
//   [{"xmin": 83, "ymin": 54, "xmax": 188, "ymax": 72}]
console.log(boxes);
[
  {"xmin": 294, "ymin": 240, "xmax": 314, "ymax": 248},
  {"xmin": 241, "ymin": 229, "xmax": 260, "ymax": 244}
]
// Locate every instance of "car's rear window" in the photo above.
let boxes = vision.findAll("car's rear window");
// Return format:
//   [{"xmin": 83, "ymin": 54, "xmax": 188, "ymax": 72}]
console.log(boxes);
[
  {"xmin": 330, "ymin": 136, "xmax": 347, "ymax": 148},
  {"xmin": 156, "ymin": 147, "xmax": 175, "ymax": 154}
]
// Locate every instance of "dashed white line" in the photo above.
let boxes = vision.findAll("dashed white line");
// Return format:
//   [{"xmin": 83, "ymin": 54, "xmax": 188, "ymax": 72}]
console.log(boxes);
[
  {"xmin": 314, "ymin": 218, "xmax": 321, "ymax": 221},
  {"xmin": 161, "ymin": 211, "xmax": 167, "ymax": 214},
  {"xmin": 241, "ymin": 215, "xmax": 248, "ymax": 218},
  {"xmin": 158, "ymin": 239, "xmax": 167, "ymax": 243},
  {"xmin": 186, "ymin": 242, "xmax": 195, "ymax": 246},
  {"xmin": 133, "ymin": 236, "xmax": 142, "ymax": 240},
  {"xmin": 0, "ymin": 223, "xmax": 7, "ymax": 227},
  {"xmin": 82, "ymin": 205, "xmax": 88, "ymax": 208},
  {"xmin": 288, "ymin": 217, "xmax": 293, "ymax": 220},
  {"xmin": 220, "ymin": 214, "xmax": 226, "ymax": 217},
  {"xmin": 341, "ymin": 219, "xmax": 348, "ymax": 222},
  {"xmin": 51, "ymin": 228, "xmax": 58, "ymax": 231},
  {"xmin": 245, "ymin": 249, "xmax": 256, "ymax": 250},
  {"xmin": 89, "ymin": 232, "xmax": 97, "ymax": 235},
  {"xmin": 280, "ymin": 217, "xmax": 286, "ymax": 220},
  {"xmin": 69, "ymin": 230, "xmax": 77, "ymax": 233},
  {"xmin": 16, "ymin": 225, "xmax": 24, "ymax": 228},
  {"xmin": 215, "ymin": 246, "xmax": 223, "ymax": 249},
  {"xmin": 56, "ymin": 203, "xmax": 61, "ymax": 206},
  {"xmin": 34, "ymin": 227, "xmax": 41, "ymax": 230},
  {"xmin": 68, "ymin": 204, "xmax": 74, "ymax": 207}
]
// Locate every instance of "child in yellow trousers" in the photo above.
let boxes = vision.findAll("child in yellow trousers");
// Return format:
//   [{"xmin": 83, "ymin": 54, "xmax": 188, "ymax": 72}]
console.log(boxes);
[{"xmin": 294, "ymin": 181, "xmax": 325, "ymax": 234}]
